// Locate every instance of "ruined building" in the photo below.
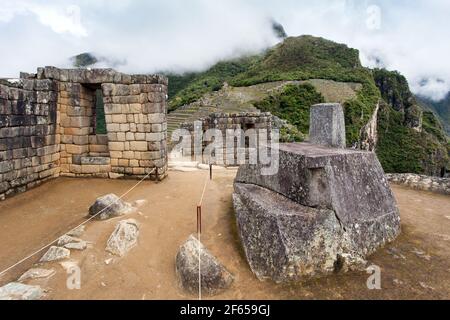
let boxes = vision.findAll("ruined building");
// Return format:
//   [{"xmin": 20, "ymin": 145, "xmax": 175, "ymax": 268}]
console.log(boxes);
[
  {"xmin": 0, "ymin": 67, "xmax": 168, "ymax": 200},
  {"xmin": 177, "ymin": 112, "xmax": 273, "ymax": 165}
]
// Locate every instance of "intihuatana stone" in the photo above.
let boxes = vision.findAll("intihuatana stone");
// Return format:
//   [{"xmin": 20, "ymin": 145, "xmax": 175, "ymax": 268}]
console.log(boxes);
[
  {"xmin": 233, "ymin": 142, "xmax": 401, "ymax": 282},
  {"xmin": 105, "ymin": 219, "xmax": 139, "ymax": 256},
  {"xmin": 175, "ymin": 235, "xmax": 234, "ymax": 296},
  {"xmin": 89, "ymin": 194, "xmax": 134, "ymax": 220},
  {"xmin": 309, "ymin": 103, "xmax": 346, "ymax": 149}
]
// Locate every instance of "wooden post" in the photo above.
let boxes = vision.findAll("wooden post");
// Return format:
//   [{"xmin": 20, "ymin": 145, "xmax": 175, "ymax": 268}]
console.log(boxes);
[{"xmin": 197, "ymin": 205, "xmax": 202, "ymax": 234}]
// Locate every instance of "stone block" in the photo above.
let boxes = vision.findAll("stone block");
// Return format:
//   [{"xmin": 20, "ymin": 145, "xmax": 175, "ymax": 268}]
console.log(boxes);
[
  {"xmin": 119, "ymin": 123, "xmax": 130, "ymax": 132},
  {"xmin": 109, "ymin": 151, "xmax": 123, "ymax": 159},
  {"xmin": 80, "ymin": 156, "xmax": 110, "ymax": 165},
  {"xmin": 81, "ymin": 165, "xmax": 100, "ymax": 174},
  {"xmin": 130, "ymin": 141, "xmax": 147, "ymax": 151},
  {"xmin": 65, "ymin": 144, "xmax": 88, "ymax": 155},
  {"xmin": 112, "ymin": 114, "xmax": 127, "ymax": 123},
  {"xmin": 109, "ymin": 142, "xmax": 125, "ymax": 151},
  {"xmin": 147, "ymin": 113, "xmax": 165, "ymax": 124},
  {"xmin": 309, "ymin": 103, "xmax": 346, "ymax": 149},
  {"xmin": 233, "ymin": 142, "xmax": 401, "ymax": 282}
]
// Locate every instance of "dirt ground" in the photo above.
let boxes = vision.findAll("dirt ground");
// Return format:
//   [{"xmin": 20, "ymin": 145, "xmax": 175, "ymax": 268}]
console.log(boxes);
[{"xmin": 0, "ymin": 169, "xmax": 449, "ymax": 300}]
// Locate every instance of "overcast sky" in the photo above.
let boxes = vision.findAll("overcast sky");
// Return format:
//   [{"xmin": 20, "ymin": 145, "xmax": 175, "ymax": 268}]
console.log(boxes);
[{"xmin": 1, "ymin": 0, "xmax": 449, "ymax": 100}]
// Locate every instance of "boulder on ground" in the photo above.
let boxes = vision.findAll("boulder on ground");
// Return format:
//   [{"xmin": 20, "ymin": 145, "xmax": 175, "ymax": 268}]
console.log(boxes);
[
  {"xmin": 0, "ymin": 282, "xmax": 43, "ymax": 300},
  {"xmin": 233, "ymin": 143, "xmax": 401, "ymax": 282},
  {"xmin": 64, "ymin": 241, "xmax": 87, "ymax": 251},
  {"xmin": 67, "ymin": 225, "xmax": 85, "ymax": 237},
  {"xmin": 18, "ymin": 268, "xmax": 55, "ymax": 282},
  {"xmin": 40, "ymin": 246, "xmax": 70, "ymax": 262},
  {"xmin": 89, "ymin": 194, "xmax": 134, "ymax": 220},
  {"xmin": 106, "ymin": 219, "xmax": 139, "ymax": 256},
  {"xmin": 57, "ymin": 235, "xmax": 87, "ymax": 250},
  {"xmin": 175, "ymin": 235, "xmax": 233, "ymax": 296},
  {"xmin": 57, "ymin": 235, "xmax": 81, "ymax": 246}
]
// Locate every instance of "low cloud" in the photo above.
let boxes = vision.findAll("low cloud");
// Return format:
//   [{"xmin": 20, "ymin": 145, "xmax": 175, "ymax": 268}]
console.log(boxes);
[{"xmin": 0, "ymin": 0, "xmax": 449, "ymax": 101}]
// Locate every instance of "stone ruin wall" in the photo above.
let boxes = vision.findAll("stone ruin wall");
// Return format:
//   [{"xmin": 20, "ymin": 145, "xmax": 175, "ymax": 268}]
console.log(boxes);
[
  {"xmin": 0, "ymin": 67, "xmax": 168, "ymax": 200},
  {"xmin": 386, "ymin": 173, "xmax": 450, "ymax": 195},
  {"xmin": 179, "ymin": 112, "xmax": 272, "ymax": 166},
  {"xmin": 0, "ymin": 78, "xmax": 60, "ymax": 200}
]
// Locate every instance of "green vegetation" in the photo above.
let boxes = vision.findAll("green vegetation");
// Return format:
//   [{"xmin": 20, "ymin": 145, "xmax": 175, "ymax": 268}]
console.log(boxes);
[
  {"xmin": 343, "ymin": 79, "xmax": 380, "ymax": 145},
  {"xmin": 167, "ymin": 35, "xmax": 449, "ymax": 175},
  {"xmin": 167, "ymin": 55, "xmax": 260, "ymax": 111},
  {"xmin": 72, "ymin": 53, "xmax": 98, "ymax": 68},
  {"xmin": 373, "ymin": 69, "xmax": 413, "ymax": 111},
  {"xmin": 422, "ymin": 110, "xmax": 447, "ymax": 142},
  {"xmin": 95, "ymin": 89, "xmax": 107, "ymax": 134},
  {"xmin": 168, "ymin": 36, "xmax": 379, "ymax": 146},
  {"xmin": 254, "ymin": 83, "xmax": 324, "ymax": 133},
  {"xmin": 373, "ymin": 69, "xmax": 448, "ymax": 175},
  {"xmin": 417, "ymin": 93, "xmax": 450, "ymax": 136},
  {"xmin": 376, "ymin": 103, "xmax": 448, "ymax": 175},
  {"xmin": 168, "ymin": 36, "xmax": 370, "ymax": 110}
]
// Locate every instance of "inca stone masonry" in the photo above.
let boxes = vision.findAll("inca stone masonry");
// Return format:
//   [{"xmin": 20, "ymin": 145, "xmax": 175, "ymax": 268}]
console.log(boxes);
[{"xmin": 0, "ymin": 67, "xmax": 168, "ymax": 200}]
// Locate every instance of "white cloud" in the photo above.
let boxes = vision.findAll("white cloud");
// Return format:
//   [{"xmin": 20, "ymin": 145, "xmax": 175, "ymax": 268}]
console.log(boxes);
[
  {"xmin": 0, "ymin": 0, "xmax": 449, "ymax": 101},
  {"xmin": 0, "ymin": 1, "xmax": 87, "ymax": 37}
]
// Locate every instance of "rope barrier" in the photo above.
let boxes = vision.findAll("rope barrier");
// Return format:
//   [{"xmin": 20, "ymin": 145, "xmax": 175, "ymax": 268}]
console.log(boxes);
[
  {"xmin": 0, "ymin": 168, "xmax": 157, "ymax": 278},
  {"xmin": 197, "ymin": 168, "xmax": 211, "ymax": 301}
]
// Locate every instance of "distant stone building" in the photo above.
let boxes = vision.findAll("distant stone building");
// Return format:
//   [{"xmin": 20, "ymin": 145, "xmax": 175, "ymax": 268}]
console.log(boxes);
[
  {"xmin": 178, "ymin": 112, "xmax": 273, "ymax": 166},
  {"xmin": 0, "ymin": 67, "xmax": 168, "ymax": 200}
]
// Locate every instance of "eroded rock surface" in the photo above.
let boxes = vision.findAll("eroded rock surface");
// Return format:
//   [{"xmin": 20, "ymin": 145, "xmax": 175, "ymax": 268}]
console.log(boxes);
[
  {"xmin": 0, "ymin": 282, "xmax": 43, "ymax": 300},
  {"xmin": 40, "ymin": 246, "xmax": 70, "ymax": 262},
  {"xmin": 233, "ymin": 143, "xmax": 401, "ymax": 282},
  {"xmin": 106, "ymin": 219, "xmax": 139, "ymax": 256},
  {"xmin": 89, "ymin": 194, "xmax": 134, "ymax": 220},
  {"xmin": 67, "ymin": 225, "xmax": 85, "ymax": 237},
  {"xmin": 175, "ymin": 235, "xmax": 233, "ymax": 296},
  {"xmin": 18, "ymin": 268, "xmax": 55, "ymax": 282},
  {"xmin": 57, "ymin": 235, "xmax": 87, "ymax": 250}
]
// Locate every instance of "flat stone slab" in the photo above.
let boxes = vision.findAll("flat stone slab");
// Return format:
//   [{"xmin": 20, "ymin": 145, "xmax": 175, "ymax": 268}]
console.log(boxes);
[
  {"xmin": 175, "ymin": 235, "xmax": 233, "ymax": 296},
  {"xmin": 0, "ymin": 282, "xmax": 43, "ymax": 300},
  {"xmin": 80, "ymin": 156, "xmax": 110, "ymax": 165},
  {"xmin": 18, "ymin": 268, "xmax": 56, "ymax": 282}
]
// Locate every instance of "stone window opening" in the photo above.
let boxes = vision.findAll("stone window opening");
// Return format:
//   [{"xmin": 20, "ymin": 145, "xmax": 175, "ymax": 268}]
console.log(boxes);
[{"xmin": 81, "ymin": 84, "xmax": 106, "ymax": 135}]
